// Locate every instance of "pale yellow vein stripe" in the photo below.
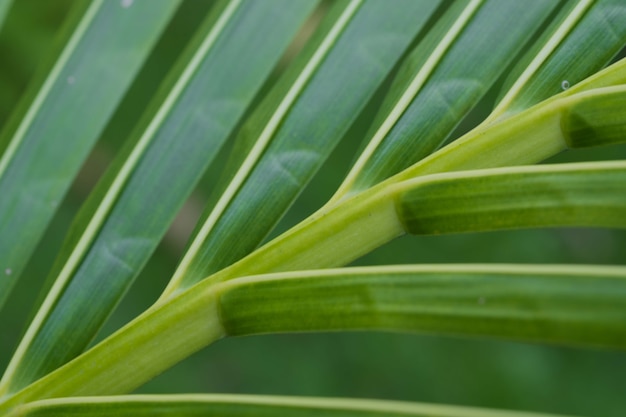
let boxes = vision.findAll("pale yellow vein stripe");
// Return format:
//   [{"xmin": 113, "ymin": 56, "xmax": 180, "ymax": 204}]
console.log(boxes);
[
  {"xmin": 15, "ymin": 392, "xmax": 598, "ymax": 416},
  {"xmin": 0, "ymin": 0, "xmax": 242, "ymax": 390},
  {"xmin": 331, "ymin": 0, "xmax": 483, "ymax": 202},
  {"xmin": 161, "ymin": 0, "xmax": 364, "ymax": 298}
]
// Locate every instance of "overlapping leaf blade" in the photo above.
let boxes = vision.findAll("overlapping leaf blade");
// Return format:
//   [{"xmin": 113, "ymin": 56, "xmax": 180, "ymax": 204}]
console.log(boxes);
[
  {"xmin": 161, "ymin": 0, "xmax": 443, "ymax": 297},
  {"xmin": 379, "ymin": 0, "xmax": 626, "ymax": 187},
  {"xmin": 331, "ymin": 0, "xmax": 558, "ymax": 201},
  {"xmin": 1, "ymin": 1, "xmax": 625, "ymax": 416},
  {"xmin": 10, "ymin": 395, "xmax": 575, "ymax": 417},
  {"xmin": 397, "ymin": 161, "xmax": 626, "ymax": 235},
  {"xmin": 389, "ymin": 79, "xmax": 626, "ymax": 185},
  {"xmin": 0, "ymin": 0, "xmax": 317, "ymax": 395},
  {"xmin": 489, "ymin": 0, "xmax": 626, "ymax": 122},
  {"xmin": 7, "ymin": 263, "xmax": 625, "ymax": 406},
  {"xmin": 6, "ymin": 260, "xmax": 626, "ymax": 408},
  {"xmin": 564, "ymin": 83, "xmax": 626, "ymax": 147},
  {"xmin": 0, "ymin": 0, "xmax": 180, "ymax": 310},
  {"xmin": 220, "ymin": 265, "xmax": 626, "ymax": 349},
  {"xmin": 188, "ymin": 83, "xmax": 626, "ymax": 287}
]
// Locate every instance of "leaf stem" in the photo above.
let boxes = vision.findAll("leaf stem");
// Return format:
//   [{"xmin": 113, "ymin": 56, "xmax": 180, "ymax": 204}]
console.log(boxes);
[{"xmin": 0, "ymin": 287, "xmax": 224, "ymax": 412}]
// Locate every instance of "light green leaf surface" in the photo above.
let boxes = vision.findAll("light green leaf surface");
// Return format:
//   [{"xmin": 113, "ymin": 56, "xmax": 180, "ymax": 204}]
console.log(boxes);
[
  {"xmin": 194, "ymin": 84, "xmax": 626, "ymax": 287},
  {"xmin": 219, "ymin": 265, "xmax": 626, "ymax": 349},
  {"xmin": 0, "ymin": 0, "xmax": 12, "ymax": 30},
  {"xmin": 0, "ymin": 278, "xmax": 225, "ymax": 405},
  {"xmin": 5, "ymin": 264, "xmax": 624, "ymax": 408},
  {"xmin": 162, "ymin": 0, "xmax": 443, "ymax": 298},
  {"xmin": 9, "ymin": 394, "xmax": 575, "ymax": 417},
  {"xmin": 397, "ymin": 161, "xmax": 626, "ymax": 235},
  {"xmin": 488, "ymin": 0, "xmax": 626, "ymax": 122},
  {"xmin": 388, "ymin": 82, "xmax": 626, "ymax": 185},
  {"xmin": 0, "ymin": 0, "xmax": 180, "ymax": 310},
  {"xmin": 331, "ymin": 0, "xmax": 558, "ymax": 201},
  {"xmin": 0, "ymin": 0, "xmax": 317, "ymax": 396},
  {"xmin": 0, "ymin": 3, "xmax": 624, "ymax": 416}
]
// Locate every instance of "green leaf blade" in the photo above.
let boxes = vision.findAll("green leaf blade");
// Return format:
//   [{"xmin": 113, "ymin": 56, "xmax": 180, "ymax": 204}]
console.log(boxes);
[
  {"xmin": 396, "ymin": 161, "xmax": 626, "ymax": 235},
  {"xmin": 1, "ymin": 2, "xmax": 625, "ymax": 414},
  {"xmin": 490, "ymin": 0, "xmax": 626, "ymax": 121},
  {"xmin": 386, "ymin": 78, "xmax": 626, "ymax": 187},
  {"xmin": 333, "ymin": 0, "xmax": 559, "ymax": 200},
  {"xmin": 163, "ymin": 0, "xmax": 443, "ymax": 296},
  {"xmin": 8, "ymin": 261, "xmax": 625, "ymax": 405},
  {"xmin": 0, "ymin": 0, "xmax": 180, "ymax": 309},
  {"xmin": 564, "ymin": 85, "xmax": 626, "ymax": 147},
  {"xmin": 0, "ymin": 0, "xmax": 317, "ymax": 395},
  {"xmin": 197, "ymin": 83, "xmax": 626, "ymax": 288},
  {"xmin": 219, "ymin": 265, "xmax": 626, "ymax": 349}
]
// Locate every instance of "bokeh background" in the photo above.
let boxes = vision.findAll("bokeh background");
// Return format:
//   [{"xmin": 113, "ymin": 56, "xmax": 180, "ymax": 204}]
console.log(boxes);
[{"xmin": 1, "ymin": 1, "xmax": 625, "ymax": 416}]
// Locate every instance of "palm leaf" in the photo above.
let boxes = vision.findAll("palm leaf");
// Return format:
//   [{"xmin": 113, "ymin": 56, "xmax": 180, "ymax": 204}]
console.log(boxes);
[
  {"xmin": 1, "ymin": 2, "xmax": 625, "ymax": 416},
  {"xmin": 0, "ymin": 0, "xmax": 316, "ymax": 395},
  {"xmin": 334, "ymin": 0, "xmax": 626, "ymax": 202},
  {"xmin": 0, "ymin": 0, "xmax": 179, "ymax": 310},
  {"xmin": 189, "ymin": 82, "xmax": 626, "ymax": 285},
  {"xmin": 161, "ymin": 0, "xmax": 443, "ymax": 298},
  {"xmin": 4, "ymin": 264, "xmax": 625, "ymax": 408},
  {"xmin": 332, "ymin": 0, "xmax": 558, "ymax": 201},
  {"xmin": 220, "ymin": 265, "xmax": 626, "ymax": 349},
  {"xmin": 390, "ymin": 78, "xmax": 626, "ymax": 184},
  {"xmin": 488, "ymin": 0, "xmax": 626, "ymax": 122},
  {"xmin": 397, "ymin": 161, "xmax": 626, "ymax": 234}
]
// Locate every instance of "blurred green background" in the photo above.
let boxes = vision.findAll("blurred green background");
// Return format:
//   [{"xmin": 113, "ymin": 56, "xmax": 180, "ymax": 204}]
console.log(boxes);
[{"xmin": 1, "ymin": 1, "xmax": 625, "ymax": 416}]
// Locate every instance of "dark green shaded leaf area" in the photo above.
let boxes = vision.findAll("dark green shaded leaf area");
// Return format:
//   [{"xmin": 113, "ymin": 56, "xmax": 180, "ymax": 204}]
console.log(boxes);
[
  {"xmin": 564, "ymin": 87, "xmax": 626, "ymax": 147},
  {"xmin": 397, "ymin": 162, "xmax": 626, "ymax": 235},
  {"xmin": 219, "ymin": 266, "xmax": 626, "ymax": 349}
]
